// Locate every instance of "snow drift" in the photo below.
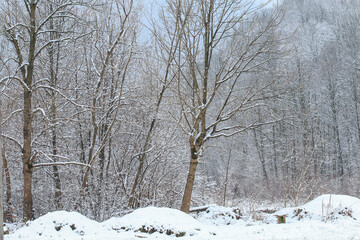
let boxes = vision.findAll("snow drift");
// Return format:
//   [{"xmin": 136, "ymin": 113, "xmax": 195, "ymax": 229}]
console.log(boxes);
[
  {"xmin": 102, "ymin": 206, "xmax": 207, "ymax": 237},
  {"xmin": 190, "ymin": 205, "xmax": 243, "ymax": 225},
  {"xmin": 6, "ymin": 211, "xmax": 107, "ymax": 239},
  {"xmin": 272, "ymin": 194, "xmax": 360, "ymax": 223},
  {"xmin": 5, "ymin": 194, "xmax": 360, "ymax": 240}
]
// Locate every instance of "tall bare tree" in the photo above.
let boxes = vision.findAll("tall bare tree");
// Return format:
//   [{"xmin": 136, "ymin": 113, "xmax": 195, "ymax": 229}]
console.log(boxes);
[
  {"xmin": 127, "ymin": 0, "xmax": 187, "ymax": 209},
  {"xmin": 1, "ymin": 0, "xmax": 88, "ymax": 220},
  {"xmin": 159, "ymin": 0, "xmax": 285, "ymax": 212},
  {"xmin": 73, "ymin": 1, "xmax": 138, "ymax": 218}
]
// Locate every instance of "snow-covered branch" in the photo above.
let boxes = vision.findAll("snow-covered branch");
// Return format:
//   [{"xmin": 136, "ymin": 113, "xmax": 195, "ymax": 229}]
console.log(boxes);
[
  {"xmin": 1, "ymin": 109, "xmax": 22, "ymax": 125},
  {"xmin": 1, "ymin": 135, "xmax": 22, "ymax": 150},
  {"xmin": 33, "ymin": 162, "xmax": 90, "ymax": 168}
]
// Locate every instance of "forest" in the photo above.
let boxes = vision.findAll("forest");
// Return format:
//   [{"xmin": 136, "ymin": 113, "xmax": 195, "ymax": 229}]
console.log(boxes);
[{"xmin": 0, "ymin": 0, "xmax": 360, "ymax": 224}]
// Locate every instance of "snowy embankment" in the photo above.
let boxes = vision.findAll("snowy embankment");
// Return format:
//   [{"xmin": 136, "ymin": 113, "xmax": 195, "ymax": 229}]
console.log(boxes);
[{"xmin": 5, "ymin": 194, "xmax": 360, "ymax": 240}]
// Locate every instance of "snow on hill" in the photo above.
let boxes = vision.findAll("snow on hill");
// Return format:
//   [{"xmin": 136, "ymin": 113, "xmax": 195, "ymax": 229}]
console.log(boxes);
[
  {"xmin": 190, "ymin": 205, "xmax": 244, "ymax": 226},
  {"xmin": 5, "ymin": 211, "xmax": 111, "ymax": 240},
  {"xmin": 271, "ymin": 194, "xmax": 360, "ymax": 224},
  {"xmin": 302, "ymin": 194, "xmax": 360, "ymax": 219},
  {"xmin": 102, "ymin": 206, "xmax": 212, "ymax": 237},
  {"xmin": 5, "ymin": 194, "xmax": 360, "ymax": 240}
]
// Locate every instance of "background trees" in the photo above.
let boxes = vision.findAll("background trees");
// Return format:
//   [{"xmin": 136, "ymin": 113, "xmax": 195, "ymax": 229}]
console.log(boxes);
[
  {"xmin": 0, "ymin": 0, "xmax": 360, "ymax": 221},
  {"xmin": 1, "ymin": 0, "xmax": 92, "ymax": 220}
]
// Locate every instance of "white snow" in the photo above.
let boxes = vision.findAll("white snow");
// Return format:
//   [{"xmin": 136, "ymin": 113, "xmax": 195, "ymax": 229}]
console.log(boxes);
[
  {"xmin": 302, "ymin": 194, "xmax": 360, "ymax": 219},
  {"xmin": 271, "ymin": 194, "xmax": 360, "ymax": 224},
  {"xmin": 5, "ymin": 194, "xmax": 360, "ymax": 240},
  {"xmin": 102, "ymin": 206, "xmax": 207, "ymax": 237},
  {"xmin": 5, "ymin": 211, "xmax": 113, "ymax": 240},
  {"xmin": 190, "ymin": 205, "xmax": 244, "ymax": 226}
]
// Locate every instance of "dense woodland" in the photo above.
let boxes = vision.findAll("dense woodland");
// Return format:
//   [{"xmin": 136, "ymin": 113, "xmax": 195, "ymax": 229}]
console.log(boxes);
[{"xmin": 0, "ymin": 0, "xmax": 360, "ymax": 222}]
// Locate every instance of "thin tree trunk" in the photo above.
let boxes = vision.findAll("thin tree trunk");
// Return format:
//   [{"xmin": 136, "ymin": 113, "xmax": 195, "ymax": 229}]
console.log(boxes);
[
  {"xmin": 51, "ymin": 128, "xmax": 62, "ymax": 209},
  {"xmin": 96, "ymin": 123, "xmax": 107, "ymax": 219},
  {"xmin": 49, "ymin": 11, "xmax": 62, "ymax": 209},
  {"xmin": 272, "ymin": 125, "xmax": 278, "ymax": 176},
  {"xmin": 127, "ymin": 40, "xmax": 176, "ymax": 208},
  {"xmin": 350, "ymin": 77, "xmax": 360, "ymax": 171},
  {"xmin": 3, "ymin": 146, "xmax": 12, "ymax": 222},
  {"xmin": 0, "ymin": 100, "xmax": 4, "ymax": 239},
  {"xmin": 253, "ymin": 129, "xmax": 269, "ymax": 183},
  {"xmin": 328, "ymin": 76, "xmax": 344, "ymax": 177},
  {"xmin": 223, "ymin": 149, "xmax": 231, "ymax": 206},
  {"xmin": 128, "ymin": 119, "xmax": 155, "ymax": 209},
  {"xmin": 81, "ymin": 19, "xmax": 132, "ymax": 191},
  {"xmin": 128, "ymin": 154, "xmax": 145, "ymax": 208}
]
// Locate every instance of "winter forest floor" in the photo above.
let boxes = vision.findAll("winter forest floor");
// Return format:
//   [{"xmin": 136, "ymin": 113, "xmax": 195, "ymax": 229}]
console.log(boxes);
[{"xmin": 5, "ymin": 194, "xmax": 360, "ymax": 240}]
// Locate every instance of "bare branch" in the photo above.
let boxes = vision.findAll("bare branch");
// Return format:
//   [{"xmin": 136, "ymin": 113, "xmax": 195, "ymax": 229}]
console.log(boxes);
[
  {"xmin": 33, "ymin": 162, "xmax": 90, "ymax": 168},
  {"xmin": 1, "ymin": 135, "xmax": 22, "ymax": 150}
]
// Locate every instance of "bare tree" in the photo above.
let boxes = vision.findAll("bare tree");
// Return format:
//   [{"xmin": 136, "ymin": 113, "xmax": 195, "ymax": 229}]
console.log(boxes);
[
  {"xmin": 159, "ymin": 0, "xmax": 285, "ymax": 212},
  {"xmin": 70, "ymin": 1, "xmax": 139, "ymax": 219},
  {"xmin": 127, "ymin": 0, "xmax": 186, "ymax": 209},
  {"xmin": 1, "ymin": 0, "xmax": 89, "ymax": 220}
]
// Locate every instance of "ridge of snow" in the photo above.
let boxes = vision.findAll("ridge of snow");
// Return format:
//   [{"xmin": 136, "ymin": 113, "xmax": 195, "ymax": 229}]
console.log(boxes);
[
  {"xmin": 103, "ymin": 206, "xmax": 206, "ymax": 236},
  {"xmin": 5, "ymin": 194, "xmax": 360, "ymax": 240},
  {"xmin": 271, "ymin": 194, "xmax": 360, "ymax": 223},
  {"xmin": 7, "ymin": 211, "xmax": 107, "ymax": 239}
]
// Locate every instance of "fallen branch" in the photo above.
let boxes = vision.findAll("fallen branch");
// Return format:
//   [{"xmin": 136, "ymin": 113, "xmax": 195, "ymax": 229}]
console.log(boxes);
[{"xmin": 189, "ymin": 205, "xmax": 215, "ymax": 213}]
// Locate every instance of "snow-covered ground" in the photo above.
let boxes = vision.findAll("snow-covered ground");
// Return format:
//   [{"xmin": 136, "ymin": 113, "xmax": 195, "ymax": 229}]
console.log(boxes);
[{"xmin": 5, "ymin": 194, "xmax": 360, "ymax": 240}]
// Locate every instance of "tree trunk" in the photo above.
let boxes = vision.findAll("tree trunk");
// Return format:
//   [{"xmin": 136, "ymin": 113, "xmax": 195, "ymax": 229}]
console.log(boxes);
[
  {"xmin": 350, "ymin": 77, "xmax": 360, "ymax": 171},
  {"xmin": 328, "ymin": 75, "xmax": 344, "ymax": 177},
  {"xmin": 253, "ymin": 129, "xmax": 269, "ymax": 183},
  {"xmin": 223, "ymin": 149, "xmax": 231, "ymax": 206},
  {"xmin": 128, "ymin": 56, "xmax": 171, "ymax": 208},
  {"xmin": 23, "ymin": 90, "xmax": 34, "ymax": 221},
  {"xmin": 50, "ymin": 76, "xmax": 62, "ymax": 210},
  {"xmin": 22, "ymin": 0, "xmax": 37, "ymax": 221},
  {"xmin": 96, "ymin": 123, "xmax": 107, "ymax": 219},
  {"xmin": 180, "ymin": 146, "xmax": 199, "ymax": 213},
  {"xmin": 52, "ymin": 132, "xmax": 62, "ymax": 209},
  {"xmin": 0, "ymin": 100, "xmax": 4, "ymax": 239},
  {"xmin": 272, "ymin": 125, "xmax": 278, "ymax": 176},
  {"xmin": 48, "ymin": 8, "xmax": 62, "ymax": 209},
  {"xmin": 3, "ymin": 146, "xmax": 13, "ymax": 222},
  {"xmin": 23, "ymin": 169, "xmax": 33, "ymax": 221},
  {"xmin": 128, "ymin": 118, "xmax": 156, "ymax": 209},
  {"xmin": 128, "ymin": 155, "xmax": 144, "ymax": 209}
]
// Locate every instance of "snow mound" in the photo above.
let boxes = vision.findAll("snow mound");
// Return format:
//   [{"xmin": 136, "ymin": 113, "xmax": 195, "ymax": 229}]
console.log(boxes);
[
  {"xmin": 303, "ymin": 194, "xmax": 360, "ymax": 219},
  {"xmin": 103, "ymin": 206, "xmax": 206, "ymax": 237},
  {"xmin": 190, "ymin": 205, "xmax": 243, "ymax": 226},
  {"xmin": 272, "ymin": 194, "xmax": 360, "ymax": 223},
  {"xmin": 7, "ymin": 211, "xmax": 105, "ymax": 240},
  {"xmin": 6, "ymin": 195, "xmax": 360, "ymax": 240}
]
